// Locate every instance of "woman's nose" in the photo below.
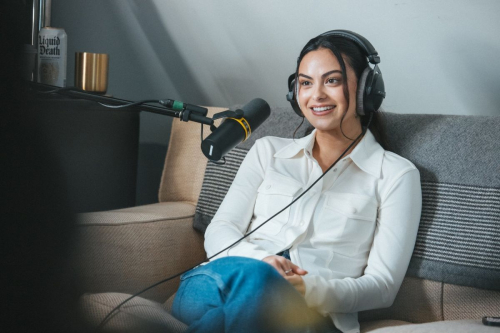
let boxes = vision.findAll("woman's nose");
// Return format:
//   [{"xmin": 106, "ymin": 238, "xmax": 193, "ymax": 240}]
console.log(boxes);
[{"xmin": 313, "ymin": 84, "xmax": 326, "ymax": 101}]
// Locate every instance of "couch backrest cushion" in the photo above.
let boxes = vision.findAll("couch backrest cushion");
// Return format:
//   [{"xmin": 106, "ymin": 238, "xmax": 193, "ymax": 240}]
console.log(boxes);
[
  {"xmin": 193, "ymin": 109, "xmax": 500, "ymax": 291},
  {"xmin": 384, "ymin": 113, "xmax": 500, "ymax": 291},
  {"xmin": 159, "ymin": 107, "xmax": 227, "ymax": 204}
]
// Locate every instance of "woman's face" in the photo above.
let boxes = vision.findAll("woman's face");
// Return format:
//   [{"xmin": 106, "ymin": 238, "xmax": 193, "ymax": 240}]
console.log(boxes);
[{"xmin": 297, "ymin": 47, "xmax": 360, "ymax": 136}]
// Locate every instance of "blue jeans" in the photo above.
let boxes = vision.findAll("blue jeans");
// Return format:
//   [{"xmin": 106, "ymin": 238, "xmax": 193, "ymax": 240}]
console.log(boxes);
[{"xmin": 172, "ymin": 257, "xmax": 339, "ymax": 333}]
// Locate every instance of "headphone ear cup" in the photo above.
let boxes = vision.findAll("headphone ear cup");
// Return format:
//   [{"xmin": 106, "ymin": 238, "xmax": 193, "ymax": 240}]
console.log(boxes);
[
  {"xmin": 367, "ymin": 68, "xmax": 385, "ymax": 113},
  {"xmin": 286, "ymin": 74, "xmax": 304, "ymax": 117},
  {"xmin": 364, "ymin": 66, "xmax": 385, "ymax": 114},
  {"xmin": 356, "ymin": 67, "xmax": 371, "ymax": 116}
]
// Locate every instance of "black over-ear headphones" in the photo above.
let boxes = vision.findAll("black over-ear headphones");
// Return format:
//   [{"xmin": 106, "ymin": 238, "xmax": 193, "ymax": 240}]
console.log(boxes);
[{"xmin": 286, "ymin": 29, "xmax": 386, "ymax": 118}]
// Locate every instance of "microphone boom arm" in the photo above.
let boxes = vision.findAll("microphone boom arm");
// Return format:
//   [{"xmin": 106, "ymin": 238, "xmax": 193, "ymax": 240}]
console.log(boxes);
[{"xmin": 27, "ymin": 82, "xmax": 217, "ymax": 126}]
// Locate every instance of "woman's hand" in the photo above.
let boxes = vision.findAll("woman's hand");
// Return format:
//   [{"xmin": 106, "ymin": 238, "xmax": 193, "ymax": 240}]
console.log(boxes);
[
  {"xmin": 284, "ymin": 274, "xmax": 306, "ymax": 296},
  {"xmin": 262, "ymin": 255, "xmax": 308, "ymax": 296},
  {"xmin": 262, "ymin": 255, "xmax": 308, "ymax": 277}
]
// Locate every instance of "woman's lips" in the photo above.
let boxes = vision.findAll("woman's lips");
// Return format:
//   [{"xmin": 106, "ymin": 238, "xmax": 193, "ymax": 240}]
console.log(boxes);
[{"xmin": 310, "ymin": 105, "xmax": 335, "ymax": 116}]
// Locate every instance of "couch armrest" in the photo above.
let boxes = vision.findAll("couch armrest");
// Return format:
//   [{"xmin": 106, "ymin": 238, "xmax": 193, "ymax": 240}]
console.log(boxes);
[{"xmin": 73, "ymin": 202, "xmax": 205, "ymax": 303}]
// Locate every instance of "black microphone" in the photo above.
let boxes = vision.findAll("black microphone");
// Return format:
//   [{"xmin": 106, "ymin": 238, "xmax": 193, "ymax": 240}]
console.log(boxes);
[{"xmin": 201, "ymin": 98, "xmax": 271, "ymax": 161}]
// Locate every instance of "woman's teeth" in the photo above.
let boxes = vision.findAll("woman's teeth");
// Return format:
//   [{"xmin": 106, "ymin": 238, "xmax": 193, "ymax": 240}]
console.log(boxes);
[{"xmin": 312, "ymin": 106, "xmax": 334, "ymax": 112}]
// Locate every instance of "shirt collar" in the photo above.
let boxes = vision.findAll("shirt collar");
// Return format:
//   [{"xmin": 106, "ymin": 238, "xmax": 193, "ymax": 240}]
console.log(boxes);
[{"xmin": 274, "ymin": 129, "xmax": 384, "ymax": 178}]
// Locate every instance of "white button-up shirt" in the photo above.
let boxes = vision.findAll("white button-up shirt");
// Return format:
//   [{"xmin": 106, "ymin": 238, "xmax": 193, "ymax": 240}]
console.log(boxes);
[{"xmin": 205, "ymin": 129, "xmax": 422, "ymax": 333}]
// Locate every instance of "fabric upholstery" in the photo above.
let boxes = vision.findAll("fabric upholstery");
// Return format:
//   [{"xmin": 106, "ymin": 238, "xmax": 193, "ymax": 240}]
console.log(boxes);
[
  {"xmin": 409, "ymin": 182, "xmax": 500, "ymax": 290},
  {"xmin": 360, "ymin": 319, "xmax": 498, "ymax": 332},
  {"xmin": 164, "ymin": 293, "xmax": 176, "ymax": 312},
  {"xmin": 194, "ymin": 147, "xmax": 249, "ymax": 233},
  {"xmin": 80, "ymin": 292, "xmax": 188, "ymax": 332},
  {"xmin": 79, "ymin": 202, "xmax": 197, "ymax": 225},
  {"xmin": 382, "ymin": 113, "xmax": 499, "ymax": 186},
  {"xmin": 360, "ymin": 320, "xmax": 411, "ymax": 332},
  {"xmin": 384, "ymin": 114, "xmax": 500, "ymax": 290},
  {"xmin": 75, "ymin": 202, "xmax": 205, "ymax": 302},
  {"xmin": 159, "ymin": 107, "xmax": 227, "ymax": 205},
  {"xmin": 443, "ymin": 283, "xmax": 500, "ymax": 320},
  {"xmin": 359, "ymin": 277, "xmax": 443, "ymax": 324}
]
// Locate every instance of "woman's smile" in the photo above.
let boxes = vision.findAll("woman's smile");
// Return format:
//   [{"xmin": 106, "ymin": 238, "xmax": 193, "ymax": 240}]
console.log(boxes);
[{"xmin": 310, "ymin": 105, "xmax": 336, "ymax": 116}]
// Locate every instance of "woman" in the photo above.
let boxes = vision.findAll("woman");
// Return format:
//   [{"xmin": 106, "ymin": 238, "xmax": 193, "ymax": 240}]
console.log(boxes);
[{"xmin": 172, "ymin": 30, "xmax": 422, "ymax": 333}]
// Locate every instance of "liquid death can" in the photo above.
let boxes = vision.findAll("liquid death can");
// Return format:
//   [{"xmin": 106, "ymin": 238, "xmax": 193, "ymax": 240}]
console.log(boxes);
[{"xmin": 37, "ymin": 27, "xmax": 67, "ymax": 87}]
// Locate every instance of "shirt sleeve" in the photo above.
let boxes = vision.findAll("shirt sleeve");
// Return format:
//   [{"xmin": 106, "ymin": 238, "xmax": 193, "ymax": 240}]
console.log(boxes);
[
  {"xmin": 204, "ymin": 139, "xmax": 276, "ymax": 261},
  {"xmin": 301, "ymin": 167, "xmax": 422, "ymax": 314}
]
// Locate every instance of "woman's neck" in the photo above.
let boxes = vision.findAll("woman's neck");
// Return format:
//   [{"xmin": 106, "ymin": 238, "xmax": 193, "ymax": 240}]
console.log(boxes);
[{"xmin": 312, "ymin": 127, "xmax": 363, "ymax": 173}]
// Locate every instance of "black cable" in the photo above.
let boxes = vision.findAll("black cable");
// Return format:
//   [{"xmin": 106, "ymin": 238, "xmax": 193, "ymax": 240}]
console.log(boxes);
[
  {"xmin": 96, "ymin": 114, "xmax": 373, "ymax": 331},
  {"xmin": 209, "ymin": 157, "xmax": 227, "ymax": 165},
  {"xmin": 35, "ymin": 86, "xmax": 77, "ymax": 94},
  {"xmin": 98, "ymin": 99, "xmax": 160, "ymax": 109}
]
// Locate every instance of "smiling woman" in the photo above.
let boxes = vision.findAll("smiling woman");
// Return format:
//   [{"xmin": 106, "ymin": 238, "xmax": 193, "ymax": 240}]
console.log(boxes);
[{"xmin": 171, "ymin": 30, "xmax": 422, "ymax": 333}]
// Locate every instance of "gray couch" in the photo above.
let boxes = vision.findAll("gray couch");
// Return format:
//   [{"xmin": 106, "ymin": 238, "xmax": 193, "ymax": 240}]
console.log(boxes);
[{"xmin": 76, "ymin": 106, "xmax": 500, "ymax": 332}]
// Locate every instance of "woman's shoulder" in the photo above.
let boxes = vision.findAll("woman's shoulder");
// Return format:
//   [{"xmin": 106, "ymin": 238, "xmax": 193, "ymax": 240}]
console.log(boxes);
[{"xmin": 380, "ymin": 150, "xmax": 420, "ymax": 181}]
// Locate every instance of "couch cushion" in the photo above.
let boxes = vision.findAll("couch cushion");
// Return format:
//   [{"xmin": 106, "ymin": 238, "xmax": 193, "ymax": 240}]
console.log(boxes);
[
  {"xmin": 360, "ymin": 319, "xmax": 498, "ymax": 333},
  {"xmin": 385, "ymin": 114, "xmax": 500, "ymax": 291},
  {"xmin": 80, "ymin": 292, "xmax": 187, "ymax": 332},
  {"xmin": 78, "ymin": 202, "xmax": 196, "ymax": 225},
  {"xmin": 360, "ymin": 320, "xmax": 411, "ymax": 332},
  {"xmin": 75, "ymin": 202, "xmax": 205, "ymax": 302},
  {"xmin": 359, "ymin": 277, "xmax": 443, "ymax": 323},
  {"xmin": 443, "ymin": 283, "xmax": 500, "ymax": 321},
  {"xmin": 159, "ymin": 107, "xmax": 228, "ymax": 205}
]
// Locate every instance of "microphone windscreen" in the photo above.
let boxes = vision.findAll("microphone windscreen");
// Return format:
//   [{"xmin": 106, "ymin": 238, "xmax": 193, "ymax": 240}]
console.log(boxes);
[
  {"xmin": 241, "ymin": 98, "xmax": 271, "ymax": 130},
  {"xmin": 201, "ymin": 98, "xmax": 271, "ymax": 161}
]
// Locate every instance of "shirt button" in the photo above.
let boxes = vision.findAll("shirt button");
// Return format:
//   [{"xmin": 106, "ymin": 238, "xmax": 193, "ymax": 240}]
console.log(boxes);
[
  {"xmin": 299, "ymin": 221, "xmax": 305, "ymax": 226},
  {"xmin": 265, "ymin": 185, "xmax": 271, "ymax": 190},
  {"xmin": 350, "ymin": 207, "xmax": 357, "ymax": 214},
  {"xmin": 333, "ymin": 168, "xmax": 337, "ymax": 172}
]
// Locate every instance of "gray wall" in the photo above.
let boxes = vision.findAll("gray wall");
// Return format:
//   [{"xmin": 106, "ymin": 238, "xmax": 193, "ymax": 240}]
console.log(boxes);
[{"xmin": 51, "ymin": 0, "xmax": 500, "ymax": 205}]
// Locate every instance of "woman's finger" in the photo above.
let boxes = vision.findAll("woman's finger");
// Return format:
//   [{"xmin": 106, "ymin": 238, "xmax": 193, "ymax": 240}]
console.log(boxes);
[
  {"xmin": 263, "ymin": 255, "xmax": 290, "ymax": 276},
  {"xmin": 291, "ymin": 263, "xmax": 308, "ymax": 275}
]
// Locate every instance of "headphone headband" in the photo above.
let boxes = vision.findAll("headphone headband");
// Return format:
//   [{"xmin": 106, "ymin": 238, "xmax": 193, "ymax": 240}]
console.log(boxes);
[{"xmin": 317, "ymin": 29, "xmax": 380, "ymax": 64}]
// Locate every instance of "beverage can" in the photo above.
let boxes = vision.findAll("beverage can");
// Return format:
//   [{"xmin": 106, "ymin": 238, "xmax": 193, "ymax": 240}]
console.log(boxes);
[{"xmin": 37, "ymin": 27, "xmax": 67, "ymax": 87}]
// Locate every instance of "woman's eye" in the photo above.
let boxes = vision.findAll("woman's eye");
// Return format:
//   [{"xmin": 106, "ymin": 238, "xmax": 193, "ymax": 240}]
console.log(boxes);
[
  {"xmin": 300, "ymin": 81, "xmax": 311, "ymax": 86},
  {"xmin": 327, "ymin": 78, "xmax": 340, "ymax": 84}
]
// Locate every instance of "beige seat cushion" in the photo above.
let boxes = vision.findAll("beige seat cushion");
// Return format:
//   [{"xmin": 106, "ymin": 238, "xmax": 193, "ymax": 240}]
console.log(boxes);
[
  {"xmin": 443, "ymin": 283, "xmax": 500, "ymax": 320},
  {"xmin": 359, "ymin": 277, "xmax": 443, "ymax": 323},
  {"xmin": 80, "ymin": 292, "xmax": 188, "ymax": 332},
  {"xmin": 361, "ymin": 319, "xmax": 498, "ymax": 332},
  {"xmin": 75, "ymin": 202, "xmax": 205, "ymax": 302}
]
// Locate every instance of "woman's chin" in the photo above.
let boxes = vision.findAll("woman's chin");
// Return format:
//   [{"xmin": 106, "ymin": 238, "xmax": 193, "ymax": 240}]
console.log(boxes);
[{"xmin": 308, "ymin": 121, "xmax": 340, "ymax": 133}]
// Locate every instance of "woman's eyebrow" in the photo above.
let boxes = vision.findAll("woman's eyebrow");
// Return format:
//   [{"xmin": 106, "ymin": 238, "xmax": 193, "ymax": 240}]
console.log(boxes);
[
  {"xmin": 298, "ymin": 70, "xmax": 342, "ymax": 80},
  {"xmin": 321, "ymin": 70, "xmax": 342, "ymax": 78}
]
